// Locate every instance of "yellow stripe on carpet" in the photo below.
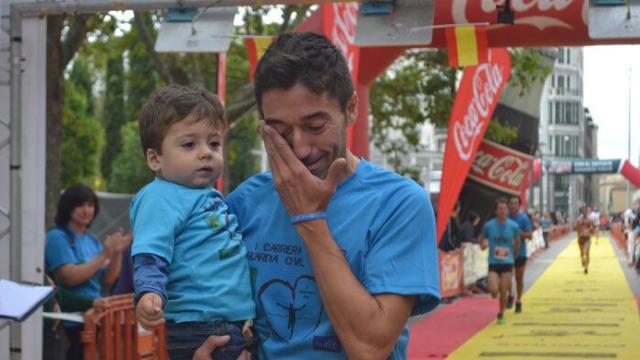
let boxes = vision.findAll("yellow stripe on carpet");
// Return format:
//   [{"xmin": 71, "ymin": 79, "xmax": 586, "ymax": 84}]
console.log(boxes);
[{"xmin": 448, "ymin": 237, "xmax": 640, "ymax": 359}]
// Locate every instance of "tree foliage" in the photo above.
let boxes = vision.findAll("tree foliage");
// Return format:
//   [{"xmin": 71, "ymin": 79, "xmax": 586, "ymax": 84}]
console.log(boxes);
[
  {"xmin": 370, "ymin": 48, "xmax": 551, "ymax": 177},
  {"xmin": 101, "ymin": 53, "xmax": 127, "ymax": 184},
  {"xmin": 108, "ymin": 121, "xmax": 154, "ymax": 193},
  {"xmin": 61, "ymin": 59, "xmax": 104, "ymax": 188}
]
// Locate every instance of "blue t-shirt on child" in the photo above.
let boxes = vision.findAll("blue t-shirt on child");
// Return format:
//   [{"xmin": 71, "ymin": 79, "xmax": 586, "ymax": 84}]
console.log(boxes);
[
  {"xmin": 227, "ymin": 159, "xmax": 440, "ymax": 360},
  {"xmin": 482, "ymin": 218, "xmax": 521, "ymax": 265},
  {"xmin": 509, "ymin": 212, "xmax": 533, "ymax": 258},
  {"xmin": 130, "ymin": 178, "xmax": 255, "ymax": 323}
]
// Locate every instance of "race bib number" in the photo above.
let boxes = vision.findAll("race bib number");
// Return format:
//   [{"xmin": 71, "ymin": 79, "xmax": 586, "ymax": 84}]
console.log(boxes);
[{"xmin": 494, "ymin": 246, "xmax": 510, "ymax": 260}]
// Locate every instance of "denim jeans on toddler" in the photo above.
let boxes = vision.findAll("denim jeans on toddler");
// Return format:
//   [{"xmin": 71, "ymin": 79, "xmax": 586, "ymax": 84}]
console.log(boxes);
[{"xmin": 165, "ymin": 320, "xmax": 257, "ymax": 360}]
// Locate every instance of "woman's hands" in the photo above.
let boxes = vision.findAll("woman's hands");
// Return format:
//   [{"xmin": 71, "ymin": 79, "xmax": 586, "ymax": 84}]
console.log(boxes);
[{"xmin": 103, "ymin": 228, "xmax": 132, "ymax": 258}]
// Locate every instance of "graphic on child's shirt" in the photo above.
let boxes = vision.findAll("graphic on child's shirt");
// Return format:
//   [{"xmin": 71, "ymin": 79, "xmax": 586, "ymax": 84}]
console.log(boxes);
[
  {"xmin": 258, "ymin": 275, "xmax": 323, "ymax": 342},
  {"xmin": 206, "ymin": 213, "xmax": 228, "ymax": 231}
]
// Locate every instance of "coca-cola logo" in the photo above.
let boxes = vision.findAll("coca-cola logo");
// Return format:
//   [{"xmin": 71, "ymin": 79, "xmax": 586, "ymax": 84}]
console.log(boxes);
[
  {"xmin": 331, "ymin": 3, "xmax": 359, "ymax": 74},
  {"xmin": 452, "ymin": 55, "xmax": 505, "ymax": 161},
  {"xmin": 451, "ymin": 0, "xmax": 586, "ymax": 31},
  {"xmin": 471, "ymin": 145, "xmax": 532, "ymax": 192}
]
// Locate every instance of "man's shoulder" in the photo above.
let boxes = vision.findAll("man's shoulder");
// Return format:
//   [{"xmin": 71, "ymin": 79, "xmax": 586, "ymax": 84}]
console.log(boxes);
[
  {"xmin": 484, "ymin": 219, "xmax": 496, "ymax": 228},
  {"xmin": 356, "ymin": 160, "xmax": 427, "ymax": 200},
  {"xmin": 506, "ymin": 218, "xmax": 520, "ymax": 228}
]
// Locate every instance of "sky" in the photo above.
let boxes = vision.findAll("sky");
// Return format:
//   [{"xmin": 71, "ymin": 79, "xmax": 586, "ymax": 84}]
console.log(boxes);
[{"xmin": 583, "ymin": 45, "xmax": 640, "ymax": 166}]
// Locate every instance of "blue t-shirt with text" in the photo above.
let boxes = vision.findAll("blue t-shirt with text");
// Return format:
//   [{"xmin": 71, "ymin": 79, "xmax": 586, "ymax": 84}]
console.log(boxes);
[
  {"xmin": 130, "ymin": 178, "xmax": 255, "ymax": 323},
  {"xmin": 227, "ymin": 159, "xmax": 440, "ymax": 360},
  {"xmin": 482, "ymin": 219, "xmax": 520, "ymax": 265},
  {"xmin": 509, "ymin": 212, "xmax": 533, "ymax": 258}
]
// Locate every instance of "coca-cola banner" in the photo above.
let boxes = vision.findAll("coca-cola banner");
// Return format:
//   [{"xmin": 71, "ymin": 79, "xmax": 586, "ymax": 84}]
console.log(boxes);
[
  {"xmin": 322, "ymin": 3, "xmax": 360, "ymax": 149},
  {"xmin": 469, "ymin": 140, "xmax": 534, "ymax": 196},
  {"xmin": 430, "ymin": 0, "xmax": 640, "ymax": 47},
  {"xmin": 436, "ymin": 48, "xmax": 511, "ymax": 243}
]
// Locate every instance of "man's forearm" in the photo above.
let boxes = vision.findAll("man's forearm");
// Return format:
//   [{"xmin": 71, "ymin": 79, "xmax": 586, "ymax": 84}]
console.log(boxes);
[{"xmin": 295, "ymin": 220, "xmax": 413, "ymax": 359}]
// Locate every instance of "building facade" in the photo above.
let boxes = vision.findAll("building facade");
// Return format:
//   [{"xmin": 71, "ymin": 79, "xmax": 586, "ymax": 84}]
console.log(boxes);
[{"xmin": 539, "ymin": 47, "xmax": 598, "ymax": 221}]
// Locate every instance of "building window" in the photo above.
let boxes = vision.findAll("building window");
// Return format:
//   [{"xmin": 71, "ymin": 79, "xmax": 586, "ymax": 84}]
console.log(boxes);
[
  {"xmin": 548, "ymin": 101, "xmax": 553, "ymax": 124},
  {"xmin": 554, "ymin": 135, "xmax": 581, "ymax": 157},
  {"xmin": 566, "ymin": 48, "xmax": 571, "ymax": 64},
  {"xmin": 558, "ymin": 48, "xmax": 565, "ymax": 64},
  {"xmin": 554, "ymin": 175, "xmax": 570, "ymax": 191},
  {"xmin": 557, "ymin": 75, "xmax": 564, "ymax": 94}
]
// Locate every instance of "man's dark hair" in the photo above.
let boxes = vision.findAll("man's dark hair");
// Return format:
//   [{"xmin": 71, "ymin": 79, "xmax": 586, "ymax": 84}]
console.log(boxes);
[
  {"xmin": 254, "ymin": 32, "xmax": 355, "ymax": 114},
  {"xmin": 138, "ymin": 85, "xmax": 225, "ymax": 154},
  {"xmin": 54, "ymin": 183, "xmax": 100, "ymax": 227}
]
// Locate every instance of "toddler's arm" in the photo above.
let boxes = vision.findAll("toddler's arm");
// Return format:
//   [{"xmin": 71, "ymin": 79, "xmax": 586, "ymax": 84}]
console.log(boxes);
[{"xmin": 133, "ymin": 253, "xmax": 169, "ymax": 330}]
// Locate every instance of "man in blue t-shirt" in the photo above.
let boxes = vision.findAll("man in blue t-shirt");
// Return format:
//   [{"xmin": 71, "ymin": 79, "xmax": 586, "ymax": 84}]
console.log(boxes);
[
  {"xmin": 507, "ymin": 196, "xmax": 533, "ymax": 314},
  {"xmin": 194, "ymin": 32, "xmax": 440, "ymax": 360},
  {"xmin": 479, "ymin": 198, "xmax": 521, "ymax": 324}
]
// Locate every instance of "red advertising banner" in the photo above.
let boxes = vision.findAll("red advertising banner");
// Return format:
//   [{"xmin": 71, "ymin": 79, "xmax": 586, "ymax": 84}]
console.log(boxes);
[
  {"xmin": 439, "ymin": 249, "xmax": 464, "ymax": 298},
  {"xmin": 469, "ymin": 139, "xmax": 534, "ymax": 196},
  {"xmin": 430, "ymin": 0, "xmax": 640, "ymax": 47},
  {"xmin": 620, "ymin": 160, "xmax": 640, "ymax": 188},
  {"xmin": 322, "ymin": 2, "xmax": 360, "ymax": 149},
  {"xmin": 436, "ymin": 48, "xmax": 511, "ymax": 242}
]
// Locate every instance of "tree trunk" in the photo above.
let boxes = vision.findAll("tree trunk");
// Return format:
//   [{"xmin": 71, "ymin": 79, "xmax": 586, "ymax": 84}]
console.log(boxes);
[{"xmin": 45, "ymin": 15, "xmax": 65, "ymax": 229}]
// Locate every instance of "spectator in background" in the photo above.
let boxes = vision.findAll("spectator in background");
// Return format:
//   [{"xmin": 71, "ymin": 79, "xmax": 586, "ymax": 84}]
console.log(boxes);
[
  {"xmin": 45, "ymin": 184, "xmax": 132, "ymax": 360},
  {"xmin": 459, "ymin": 211, "xmax": 480, "ymax": 244},
  {"xmin": 540, "ymin": 212, "xmax": 552, "ymax": 249},
  {"xmin": 439, "ymin": 202, "xmax": 461, "ymax": 251}
]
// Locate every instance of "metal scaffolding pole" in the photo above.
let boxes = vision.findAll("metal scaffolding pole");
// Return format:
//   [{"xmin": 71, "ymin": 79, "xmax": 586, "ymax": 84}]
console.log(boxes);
[
  {"xmin": 9, "ymin": 8, "xmax": 23, "ymax": 360},
  {"xmin": 10, "ymin": 0, "xmax": 349, "ymax": 16}
]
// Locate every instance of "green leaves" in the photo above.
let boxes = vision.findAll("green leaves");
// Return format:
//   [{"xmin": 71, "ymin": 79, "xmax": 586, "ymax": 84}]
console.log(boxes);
[{"xmin": 369, "ymin": 48, "xmax": 548, "ymax": 177}]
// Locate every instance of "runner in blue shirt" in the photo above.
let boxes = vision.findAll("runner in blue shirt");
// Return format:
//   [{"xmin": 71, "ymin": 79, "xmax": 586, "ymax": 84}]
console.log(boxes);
[
  {"xmin": 508, "ymin": 196, "xmax": 533, "ymax": 314},
  {"xmin": 480, "ymin": 198, "xmax": 521, "ymax": 324},
  {"xmin": 194, "ymin": 32, "xmax": 440, "ymax": 360}
]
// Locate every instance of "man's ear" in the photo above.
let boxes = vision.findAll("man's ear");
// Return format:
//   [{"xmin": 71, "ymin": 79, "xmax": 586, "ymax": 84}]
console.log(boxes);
[
  {"xmin": 346, "ymin": 91, "xmax": 358, "ymax": 127},
  {"xmin": 146, "ymin": 148, "xmax": 161, "ymax": 172}
]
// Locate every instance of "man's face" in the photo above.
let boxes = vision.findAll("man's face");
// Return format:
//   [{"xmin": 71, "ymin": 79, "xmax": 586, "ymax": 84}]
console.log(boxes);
[
  {"xmin": 496, "ymin": 203, "xmax": 508, "ymax": 220},
  {"xmin": 508, "ymin": 198, "xmax": 520, "ymax": 215},
  {"xmin": 260, "ymin": 83, "xmax": 356, "ymax": 179}
]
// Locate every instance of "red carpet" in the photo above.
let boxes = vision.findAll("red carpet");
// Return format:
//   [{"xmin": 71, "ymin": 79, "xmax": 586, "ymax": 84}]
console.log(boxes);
[{"xmin": 408, "ymin": 295, "xmax": 496, "ymax": 359}]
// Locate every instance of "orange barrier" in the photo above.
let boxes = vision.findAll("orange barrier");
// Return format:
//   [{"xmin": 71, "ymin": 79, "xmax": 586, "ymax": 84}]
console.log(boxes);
[
  {"xmin": 610, "ymin": 222, "xmax": 626, "ymax": 251},
  {"xmin": 439, "ymin": 249, "xmax": 464, "ymax": 299},
  {"xmin": 81, "ymin": 294, "xmax": 167, "ymax": 360}
]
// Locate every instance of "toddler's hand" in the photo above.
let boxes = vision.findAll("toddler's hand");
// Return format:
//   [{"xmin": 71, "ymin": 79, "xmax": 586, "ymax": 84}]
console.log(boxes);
[{"xmin": 136, "ymin": 292, "xmax": 164, "ymax": 330}]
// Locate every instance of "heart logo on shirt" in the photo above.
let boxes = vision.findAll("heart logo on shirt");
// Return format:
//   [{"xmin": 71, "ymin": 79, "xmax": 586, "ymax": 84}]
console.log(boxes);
[{"xmin": 257, "ymin": 275, "xmax": 323, "ymax": 342}]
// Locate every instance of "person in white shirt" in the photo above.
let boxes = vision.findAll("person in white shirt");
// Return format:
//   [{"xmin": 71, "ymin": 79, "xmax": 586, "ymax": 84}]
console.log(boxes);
[{"xmin": 588, "ymin": 207, "xmax": 600, "ymax": 245}]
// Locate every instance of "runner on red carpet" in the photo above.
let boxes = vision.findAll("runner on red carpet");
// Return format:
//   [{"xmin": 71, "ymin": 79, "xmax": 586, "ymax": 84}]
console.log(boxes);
[
  {"xmin": 507, "ymin": 196, "xmax": 532, "ymax": 314},
  {"xmin": 479, "ymin": 198, "xmax": 521, "ymax": 324}
]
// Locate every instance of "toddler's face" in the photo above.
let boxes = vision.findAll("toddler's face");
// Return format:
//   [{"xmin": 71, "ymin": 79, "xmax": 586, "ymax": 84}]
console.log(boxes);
[{"xmin": 148, "ymin": 117, "xmax": 223, "ymax": 188}]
